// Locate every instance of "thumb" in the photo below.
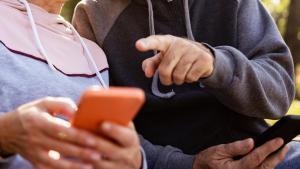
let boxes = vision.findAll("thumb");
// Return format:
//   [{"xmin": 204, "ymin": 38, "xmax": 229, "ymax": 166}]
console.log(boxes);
[{"xmin": 221, "ymin": 138, "xmax": 254, "ymax": 157}]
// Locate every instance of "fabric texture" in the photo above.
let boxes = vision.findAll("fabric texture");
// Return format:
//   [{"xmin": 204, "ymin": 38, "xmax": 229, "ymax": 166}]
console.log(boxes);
[
  {"xmin": 0, "ymin": 0, "xmax": 108, "ymax": 75},
  {"xmin": 0, "ymin": 42, "xmax": 105, "ymax": 168},
  {"xmin": 276, "ymin": 141, "xmax": 300, "ymax": 169},
  {"xmin": 73, "ymin": 0, "xmax": 297, "ymax": 168},
  {"xmin": 73, "ymin": 0, "xmax": 295, "ymax": 154},
  {"xmin": 0, "ymin": 41, "xmax": 150, "ymax": 169}
]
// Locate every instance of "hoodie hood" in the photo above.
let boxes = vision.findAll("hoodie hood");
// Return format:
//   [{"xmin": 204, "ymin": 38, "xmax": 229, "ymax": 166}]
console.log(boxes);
[{"xmin": 0, "ymin": 0, "xmax": 109, "ymax": 76}]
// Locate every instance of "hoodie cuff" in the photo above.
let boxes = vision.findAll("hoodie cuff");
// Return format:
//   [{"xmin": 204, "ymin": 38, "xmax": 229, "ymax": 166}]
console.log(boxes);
[
  {"xmin": 154, "ymin": 145, "xmax": 195, "ymax": 169},
  {"xmin": 166, "ymin": 152, "xmax": 195, "ymax": 169},
  {"xmin": 201, "ymin": 45, "xmax": 235, "ymax": 89},
  {"xmin": 0, "ymin": 155, "xmax": 16, "ymax": 163},
  {"xmin": 141, "ymin": 147, "xmax": 148, "ymax": 169}
]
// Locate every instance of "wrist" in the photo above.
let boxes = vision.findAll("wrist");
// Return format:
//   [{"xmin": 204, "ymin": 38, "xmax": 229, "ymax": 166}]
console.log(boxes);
[
  {"xmin": 201, "ymin": 43, "xmax": 215, "ymax": 78},
  {"xmin": 0, "ymin": 112, "xmax": 18, "ymax": 156}
]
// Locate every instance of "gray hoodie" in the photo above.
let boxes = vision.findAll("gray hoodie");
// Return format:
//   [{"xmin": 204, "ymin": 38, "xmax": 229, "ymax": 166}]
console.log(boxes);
[{"xmin": 73, "ymin": 0, "xmax": 295, "ymax": 168}]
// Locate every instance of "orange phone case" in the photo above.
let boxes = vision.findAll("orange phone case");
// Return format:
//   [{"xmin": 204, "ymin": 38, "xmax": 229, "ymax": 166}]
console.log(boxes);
[{"xmin": 72, "ymin": 86, "xmax": 145, "ymax": 133}]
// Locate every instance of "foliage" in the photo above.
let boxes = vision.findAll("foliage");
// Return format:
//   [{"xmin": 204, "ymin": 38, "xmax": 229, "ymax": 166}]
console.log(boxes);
[
  {"xmin": 262, "ymin": 0, "xmax": 290, "ymax": 35},
  {"xmin": 61, "ymin": 0, "xmax": 80, "ymax": 22}
]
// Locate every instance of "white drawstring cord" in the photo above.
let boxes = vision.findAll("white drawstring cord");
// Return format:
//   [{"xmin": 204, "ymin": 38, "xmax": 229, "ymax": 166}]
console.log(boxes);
[
  {"xmin": 147, "ymin": 0, "xmax": 176, "ymax": 99},
  {"xmin": 68, "ymin": 24, "xmax": 108, "ymax": 89},
  {"xmin": 146, "ymin": 0, "xmax": 195, "ymax": 99},
  {"xmin": 18, "ymin": 0, "xmax": 108, "ymax": 89},
  {"xmin": 18, "ymin": 0, "xmax": 56, "ymax": 71}
]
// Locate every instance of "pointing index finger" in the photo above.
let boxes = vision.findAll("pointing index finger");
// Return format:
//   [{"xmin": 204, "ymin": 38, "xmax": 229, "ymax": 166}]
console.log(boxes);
[{"xmin": 136, "ymin": 35, "xmax": 174, "ymax": 53}]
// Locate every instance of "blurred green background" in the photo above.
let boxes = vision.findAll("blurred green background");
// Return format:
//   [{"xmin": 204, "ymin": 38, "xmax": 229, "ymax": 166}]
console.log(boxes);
[{"xmin": 61, "ymin": 0, "xmax": 300, "ymax": 122}]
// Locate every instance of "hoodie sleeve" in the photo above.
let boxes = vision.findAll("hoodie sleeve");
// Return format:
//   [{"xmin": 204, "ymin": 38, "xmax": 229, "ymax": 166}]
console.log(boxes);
[
  {"xmin": 202, "ymin": 0, "xmax": 295, "ymax": 119},
  {"xmin": 0, "ymin": 153, "xmax": 33, "ymax": 169},
  {"xmin": 73, "ymin": 4, "xmax": 195, "ymax": 169},
  {"xmin": 139, "ymin": 135, "xmax": 195, "ymax": 169}
]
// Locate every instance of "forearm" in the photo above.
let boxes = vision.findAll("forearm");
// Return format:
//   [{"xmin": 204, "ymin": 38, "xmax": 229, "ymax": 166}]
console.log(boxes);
[
  {"xmin": 0, "ymin": 112, "xmax": 18, "ymax": 167},
  {"xmin": 0, "ymin": 113, "xmax": 13, "ymax": 156},
  {"xmin": 202, "ymin": 45, "xmax": 294, "ymax": 119},
  {"xmin": 202, "ymin": 0, "xmax": 295, "ymax": 119},
  {"xmin": 140, "ymin": 135, "xmax": 195, "ymax": 169}
]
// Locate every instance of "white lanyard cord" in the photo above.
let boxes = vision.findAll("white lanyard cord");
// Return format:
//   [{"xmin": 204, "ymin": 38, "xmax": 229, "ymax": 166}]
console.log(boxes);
[
  {"xmin": 18, "ymin": 0, "xmax": 108, "ymax": 89},
  {"xmin": 18, "ymin": 0, "xmax": 56, "ymax": 71},
  {"xmin": 68, "ymin": 24, "xmax": 108, "ymax": 89}
]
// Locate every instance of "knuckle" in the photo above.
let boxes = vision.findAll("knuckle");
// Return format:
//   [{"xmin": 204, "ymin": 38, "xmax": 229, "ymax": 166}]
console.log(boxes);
[
  {"xmin": 181, "ymin": 39, "xmax": 191, "ymax": 48},
  {"xmin": 201, "ymin": 53, "xmax": 213, "ymax": 66},
  {"xmin": 81, "ymin": 149, "xmax": 94, "ymax": 157},
  {"xmin": 51, "ymin": 124, "xmax": 63, "ymax": 134},
  {"xmin": 153, "ymin": 36, "xmax": 163, "ymax": 44},
  {"xmin": 59, "ymin": 97, "xmax": 74, "ymax": 104},
  {"xmin": 182, "ymin": 57, "xmax": 194, "ymax": 65},
  {"xmin": 165, "ymin": 34, "xmax": 174, "ymax": 39},
  {"xmin": 260, "ymin": 163, "xmax": 270, "ymax": 169},
  {"xmin": 123, "ymin": 152, "xmax": 135, "ymax": 167},
  {"xmin": 158, "ymin": 67, "xmax": 171, "ymax": 79},
  {"xmin": 26, "ymin": 137, "xmax": 39, "ymax": 145},
  {"xmin": 252, "ymin": 152, "xmax": 264, "ymax": 164},
  {"xmin": 173, "ymin": 73, "xmax": 184, "ymax": 84},
  {"xmin": 186, "ymin": 73, "xmax": 197, "ymax": 82},
  {"xmin": 208, "ymin": 146, "xmax": 219, "ymax": 156},
  {"xmin": 216, "ymin": 144, "xmax": 226, "ymax": 152},
  {"xmin": 72, "ymin": 131, "xmax": 84, "ymax": 142},
  {"xmin": 42, "ymin": 97, "xmax": 55, "ymax": 103},
  {"xmin": 222, "ymin": 144, "xmax": 231, "ymax": 152},
  {"xmin": 23, "ymin": 111, "xmax": 42, "ymax": 127}
]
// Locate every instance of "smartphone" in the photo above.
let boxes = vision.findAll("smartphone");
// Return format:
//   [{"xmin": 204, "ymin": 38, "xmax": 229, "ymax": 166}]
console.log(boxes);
[
  {"xmin": 72, "ymin": 86, "xmax": 145, "ymax": 133},
  {"xmin": 254, "ymin": 115, "xmax": 300, "ymax": 148},
  {"xmin": 234, "ymin": 115, "xmax": 300, "ymax": 160}
]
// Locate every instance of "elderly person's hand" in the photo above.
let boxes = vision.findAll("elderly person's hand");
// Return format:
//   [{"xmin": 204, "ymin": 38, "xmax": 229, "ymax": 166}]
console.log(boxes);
[
  {"xmin": 0, "ymin": 97, "xmax": 103, "ymax": 169},
  {"xmin": 193, "ymin": 138, "xmax": 289, "ymax": 169},
  {"xmin": 92, "ymin": 122, "xmax": 142, "ymax": 169},
  {"xmin": 136, "ymin": 35, "xmax": 214, "ymax": 86}
]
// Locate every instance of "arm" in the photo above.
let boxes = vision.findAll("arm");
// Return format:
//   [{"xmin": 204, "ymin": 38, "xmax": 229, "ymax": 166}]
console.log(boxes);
[
  {"xmin": 201, "ymin": 0, "xmax": 295, "ymax": 119},
  {"xmin": 139, "ymin": 135, "xmax": 195, "ymax": 169},
  {"xmin": 136, "ymin": 0, "xmax": 295, "ymax": 120},
  {"xmin": 0, "ymin": 113, "xmax": 17, "ymax": 168},
  {"xmin": 0, "ymin": 98, "xmax": 111, "ymax": 169},
  {"xmin": 140, "ymin": 135, "xmax": 288, "ymax": 169}
]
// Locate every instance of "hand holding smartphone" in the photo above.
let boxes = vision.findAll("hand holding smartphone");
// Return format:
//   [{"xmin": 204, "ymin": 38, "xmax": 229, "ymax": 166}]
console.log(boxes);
[
  {"xmin": 234, "ymin": 115, "xmax": 300, "ymax": 160},
  {"xmin": 254, "ymin": 115, "xmax": 300, "ymax": 148},
  {"xmin": 72, "ymin": 86, "xmax": 145, "ymax": 133}
]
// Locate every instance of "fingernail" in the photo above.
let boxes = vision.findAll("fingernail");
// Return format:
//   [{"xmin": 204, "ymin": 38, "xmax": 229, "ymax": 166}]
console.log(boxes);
[
  {"xmin": 81, "ymin": 165, "xmax": 93, "ymax": 169},
  {"xmin": 275, "ymin": 138, "xmax": 284, "ymax": 145},
  {"xmin": 246, "ymin": 138, "xmax": 254, "ymax": 144},
  {"xmin": 139, "ymin": 39, "xmax": 148, "ymax": 47},
  {"xmin": 102, "ymin": 122, "xmax": 112, "ymax": 131},
  {"xmin": 91, "ymin": 153, "xmax": 101, "ymax": 161},
  {"xmin": 71, "ymin": 104, "xmax": 78, "ymax": 111}
]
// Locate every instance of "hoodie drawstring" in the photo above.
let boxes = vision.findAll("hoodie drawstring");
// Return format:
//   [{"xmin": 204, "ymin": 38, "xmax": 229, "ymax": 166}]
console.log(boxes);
[
  {"xmin": 183, "ymin": 0, "xmax": 195, "ymax": 41},
  {"xmin": 18, "ymin": 0, "xmax": 56, "ymax": 71},
  {"xmin": 146, "ymin": 0, "xmax": 195, "ymax": 99},
  {"xmin": 68, "ymin": 24, "xmax": 108, "ymax": 88},
  {"xmin": 18, "ymin": 0, "xmax": 108, "ymax": 89},
  {"xmin": 146, "ymin": 0, "xmax": 176, "ymax": 99}
]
